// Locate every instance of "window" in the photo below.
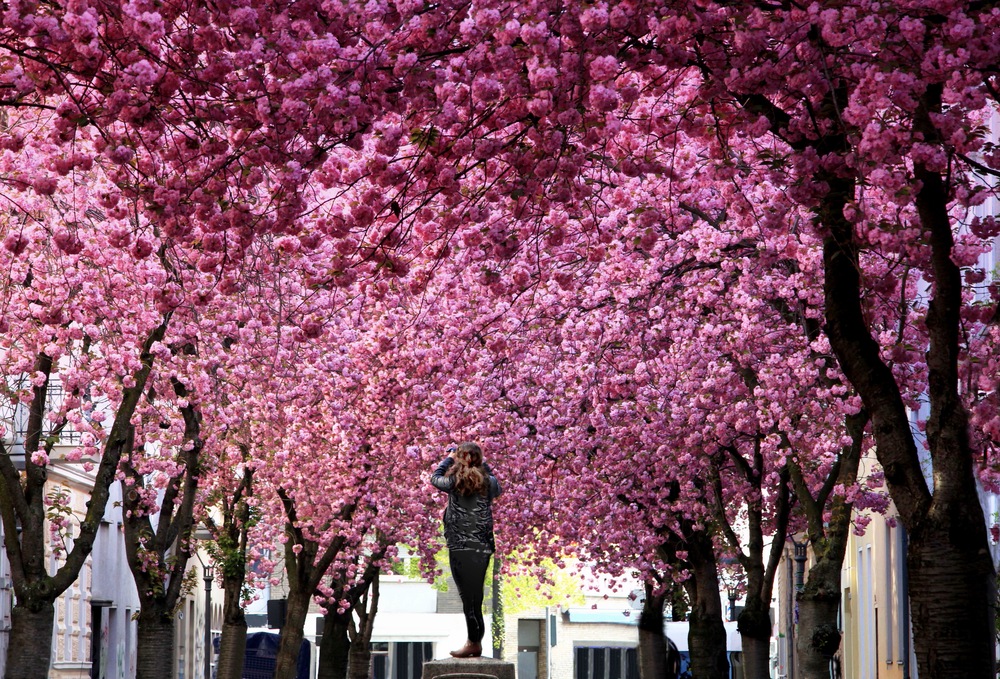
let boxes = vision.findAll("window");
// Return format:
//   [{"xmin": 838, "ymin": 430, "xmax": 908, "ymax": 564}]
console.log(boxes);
[
  {"xmin": 370, "ymin": 641, "xmax": 432, "ymax": 679},
  {"xmin": 370, "ymin": 642, "xmax": 389, "ymax": 679},
  {"xmin": 9, "ymin": 377, "xmax": 81, "ymax": 445},
  {"xmin": 574, "ymin": 646, "xmax": 638, "ymax": 679}
]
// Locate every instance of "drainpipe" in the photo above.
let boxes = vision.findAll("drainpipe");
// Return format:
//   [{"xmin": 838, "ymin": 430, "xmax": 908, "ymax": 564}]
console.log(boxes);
[
  {"xmin": 901, "ymin": 529, "xmax": 910, "ymax": 679},
  {"xmin": 787, "ymin": 548, "xmax": 795, "ymax": 679}
]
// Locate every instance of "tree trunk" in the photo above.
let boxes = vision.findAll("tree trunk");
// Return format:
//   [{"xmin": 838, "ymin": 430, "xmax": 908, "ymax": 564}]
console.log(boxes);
[
  {"xmin": 813, "ymin": 83, "xmax": 996, "ymax": 677},
  {"xmin": 273, "ymin": 587, "xmax": 312, "ymax": 679},
  {"xmin": 909, "ymin": 508, "xmax": 996, "ymax": 679},
  {"xmin": 209, "ymin": 465, "xmax": 255, "ymax": 679},
  {"xmin": 0, "ymin": 323, "xmax": 169, "ymax": 679},
  {"xmin": 215, "ymin": 618, "xmax": 247, "ymax": 679},
  {"xmin": 796, "ymin": 558, "xmax": 842, "ymax": 679},
  {"xmin": 683, "ymin": 534, "xmax": 729, "ymax": 679},
  {"xmin": 736, "ymin": 597, "xmax": 770, "ymax": 679},
  {"xmin": 638, "ymin": 585, "xmax": 668, "ymax": 679},
  {"xmin": 136, "ymin": 610, "xmax": 176, "ymax": 679},
  {"xmin": 347, "ymin": 638, "xmax": 372, "ymax": 679},
  {"xmin": 491, "ymin": 555, "xmax": 503, "ymax": 659},
  {"xmin": 216, "ymin": 570, "xmax": 249, "ymax": 679},
  {"xmin": 687, "ymin": 606, "xmax": 729, "ymax": 679},
  {"xmin": 789, "ymin": 412, "xmax": 865, "ymax": 679},
  {"xmin": 348, "ymin": 573, "xmax": 379, "ymax": 679},
  {"xmin": 317, "ymin": 611, "xmax": 351, "ymax": 679},
  {"xmin": 4, "ymin": 604, "xmax": 55, "ymax": 679}
]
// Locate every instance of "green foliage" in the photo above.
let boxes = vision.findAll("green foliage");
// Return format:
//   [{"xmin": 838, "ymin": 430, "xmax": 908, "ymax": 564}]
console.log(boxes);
[
  {"xmin": 500, "ymin": 555, "xmax": 585, "ymax": 616},
  {"xmin": 409, "ymin": 126, "xmax": 439, "ymax": 149},
  {"xmin": 390, "ymin": 545, "xmax": 451, "ymax": 592}
]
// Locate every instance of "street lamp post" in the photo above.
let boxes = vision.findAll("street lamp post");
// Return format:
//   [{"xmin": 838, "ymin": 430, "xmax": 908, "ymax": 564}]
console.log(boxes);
[
  {"xmin": 787, "ymin": 535, "xmax": 809, "ymax": 679},
  {"xmin": 718, "ymin": 556, "xmax": 742, "ymax": 623},
  {"xmin": 203, "ymin": 561, "xmax": 215, "ymax": 679},
  {"xmin": 791, "ymin": 538, "xmax": 808, "ymax": 592},
  {"xmin": 193, "ymin": 523, "xmax": 215, "ymax": 679}
]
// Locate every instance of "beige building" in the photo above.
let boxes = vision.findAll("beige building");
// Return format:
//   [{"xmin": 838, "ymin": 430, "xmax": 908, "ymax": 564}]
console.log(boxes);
[
  {"xmin": 503, "ymin": 604, "xmax": 641, "ymax": 679},
  {"xmin": 839, "ymin": 509, "xmax": 912, "ymax": 679}
]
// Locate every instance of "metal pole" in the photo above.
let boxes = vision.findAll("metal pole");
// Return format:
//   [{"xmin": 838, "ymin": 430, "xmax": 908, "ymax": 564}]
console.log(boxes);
[
  {"xmin": 204, "ymin": 564, "xmax": 213, "ymax": 679},
  {"xmin": 545, "ymin": 606, "xmax": 551, "ymax": 679}
]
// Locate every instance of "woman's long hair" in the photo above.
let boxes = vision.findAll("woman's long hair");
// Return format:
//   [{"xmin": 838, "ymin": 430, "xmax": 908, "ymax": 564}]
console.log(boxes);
[{"xmin": 447, "ymin": 441, "xmax": 487, "ymax": 496}]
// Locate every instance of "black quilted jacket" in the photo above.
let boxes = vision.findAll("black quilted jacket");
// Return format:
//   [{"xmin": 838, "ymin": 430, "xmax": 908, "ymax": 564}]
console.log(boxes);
[{"xmin": 430, "ymin": 457, "xmax": 502, "ymax": 553}]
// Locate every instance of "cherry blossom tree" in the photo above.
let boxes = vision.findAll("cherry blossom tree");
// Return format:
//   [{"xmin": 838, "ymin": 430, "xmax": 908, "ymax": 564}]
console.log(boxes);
[
  {"xmin": 0, "ymin": 1, "xmax": 450, "ymax": 673},
  {"xmin": 120, "ymin": 373, "xmax": 205, "ymax": 679},
  {"xmin": 632, "ymin": 5, "xmax": 1000, "ymax": 676},
  {"xmin": 0, "ymin": 134, "xmax": 174, "ymax": 678},
  {"xmin": 3, "ymin": 5, "xmax": 999, "ymax": 679},
  {"xmin": 315, "ymin": 551, "xmax": 385, "ymax": 679},
  {"xmin": 365, "ymin": 4, "xmax": 1000, "ymax": 677}
]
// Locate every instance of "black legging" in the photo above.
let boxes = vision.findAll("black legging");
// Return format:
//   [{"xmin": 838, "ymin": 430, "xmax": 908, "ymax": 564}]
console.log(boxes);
[{"xmin": 449, "ymin": 549, "xmax": 492, "ymax": 643}]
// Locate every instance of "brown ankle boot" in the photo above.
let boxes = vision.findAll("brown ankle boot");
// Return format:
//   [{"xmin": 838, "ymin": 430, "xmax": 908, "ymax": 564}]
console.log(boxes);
[{"xmin": 449, "ymin": 640, "xmax": 483, "ymax": 658}]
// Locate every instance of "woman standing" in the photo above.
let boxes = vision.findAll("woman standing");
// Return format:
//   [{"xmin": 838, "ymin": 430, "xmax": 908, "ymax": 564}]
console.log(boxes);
[{"xmin": 430, "ymin": 441, "xmax": 502, "ymax": 658}]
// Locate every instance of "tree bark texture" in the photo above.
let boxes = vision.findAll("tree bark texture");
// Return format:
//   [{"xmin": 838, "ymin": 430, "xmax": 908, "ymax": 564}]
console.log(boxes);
[
  {"xmin": 215, "ymin": 617, "xmax": 247, "ymax": 679},
  {"xmin": 317, "ymin": 611, "xmax": 351, "ymax": 679},
  {"xmin": 135, "ymin": 610, "xmax": 175, "ymax": 679},
  {"xmin": 908, "ymin": 512, "xmax": 996, "ymax": 678},
  {"xmin": 792, "ymin": 413, "xmax": 864, "ymax": 679},
  {"xmin": 273, "ymin": 588, "xmax": 312, "ymax": 679},
  {"xmin": 637, "ymin": 585, "xmax": 668, "ymax": 679},
  {"xmin": 737, "ymin": 597, "xmax": 771, "ymax": 679},
  {"xmin": 347, "ymin": 638, "xmax": 373, "ymax": 679},
  {"xmin": 4, "ymin": 604, "xmax": 55, "ymax": 679},
  {"xmin": 795, "ymin": 559, "xmax": 842, "ymax": 679},
  {"xmin": 680, "ymin": 532, "xmax": 729, "ymax": 679},
  {"xmin": 215, "ymin": 566, "xmax": 249, "ymax": 679},
  {"xmin": 348, "ymin": 572, "xmax": 379, "ymax": 679}
]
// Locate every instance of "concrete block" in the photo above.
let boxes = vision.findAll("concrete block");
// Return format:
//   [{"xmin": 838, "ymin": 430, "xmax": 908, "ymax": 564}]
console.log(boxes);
[{"xmin": 422, "ymin": 656, "xmax": 516, "ymax": 679}]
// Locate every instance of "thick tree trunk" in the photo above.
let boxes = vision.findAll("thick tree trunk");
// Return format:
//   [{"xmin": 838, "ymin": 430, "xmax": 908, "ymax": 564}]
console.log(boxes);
[
  {"xmin": 347, "ymin": 638, "xmax": 372, "ymax": 679},
  {"xmin": 317, "ymin": 611, "xmax": 351, "ymax": 679},
  {"xmin": 737, "ymin": 597, "xmax": 770, "ymax": 679},
  {"xmin": 687, "ymin": 606, "xmax": 729, "ymax": 679},
  {"xmin": 4, "ymin": 604, "xmax": 55, "ymax": 679},
  {"xmin": 683, "ymin": 535, "xmax": 729, "ymax": 679},
  {"xmin": 738, "ymin": 596, "xmax": 771, "ymax": 679},
  {"xmin": 215, "ymin": 619, "xmax": 247, "ymax": 679},
  {"xmin": 796, "ymin": 559, "xmax": 842, "ymax": 679},
  {"xmin": 909, "ymin": 507, "xmax": 995, "ymax": 679},
  {"xmin": 216, "ymin": 572, "xmax": 248, "ymax": 679},
  {"xmin": 637, "ymin": 585, "xmax": 668, "ymax": 679},
  {"xmin": 273, "ymin": 587, "xmax": 312, "ymax": 679},
  {"xmin": 136, "ymin": 610, "xmax": 175, "ymax": 679}
]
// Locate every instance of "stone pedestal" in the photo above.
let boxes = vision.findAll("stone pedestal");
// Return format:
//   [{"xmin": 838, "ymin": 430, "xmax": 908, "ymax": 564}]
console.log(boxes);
[{"xmin": 422, "ymin": 656, "xmax": 516, "ymax": 679}]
